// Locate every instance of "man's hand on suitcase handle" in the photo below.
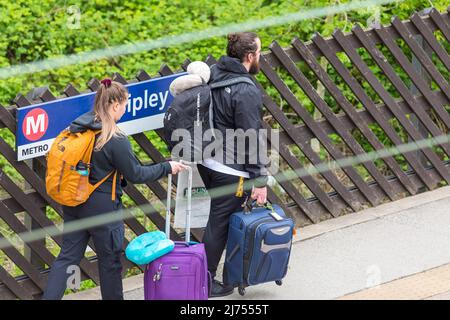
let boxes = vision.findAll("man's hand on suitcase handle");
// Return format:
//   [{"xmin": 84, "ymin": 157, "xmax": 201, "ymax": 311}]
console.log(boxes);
[
  {"xmin": 251, "ymin": 186, "xmax": 267, "ymax": 205},
  {"xmin": 169, "ymin": 161, "xmax": 189, "ymax": 175}
]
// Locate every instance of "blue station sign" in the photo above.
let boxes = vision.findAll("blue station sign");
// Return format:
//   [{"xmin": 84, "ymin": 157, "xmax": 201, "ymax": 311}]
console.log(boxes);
[{"xmin": 16, "ymin": 73, "xmax": 184, "ymax": 161}]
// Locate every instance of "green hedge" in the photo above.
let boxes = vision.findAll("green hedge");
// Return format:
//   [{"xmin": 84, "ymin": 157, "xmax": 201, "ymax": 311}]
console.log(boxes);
[{"xmin": 1, "ymin": 0, "xmax": 447, "ymax": 105}]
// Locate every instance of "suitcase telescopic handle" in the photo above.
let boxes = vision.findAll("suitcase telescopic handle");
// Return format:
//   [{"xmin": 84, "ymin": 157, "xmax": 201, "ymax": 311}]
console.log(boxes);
[{"xmin": 165, "ymin": 164, "xmax": 193, "ymax": 243}]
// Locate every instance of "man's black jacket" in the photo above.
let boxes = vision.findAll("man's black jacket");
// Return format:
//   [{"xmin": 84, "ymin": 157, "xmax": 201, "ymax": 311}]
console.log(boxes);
[{"xmin": 209, "ymin": 55, "xmax": 268, "ymax": 188}]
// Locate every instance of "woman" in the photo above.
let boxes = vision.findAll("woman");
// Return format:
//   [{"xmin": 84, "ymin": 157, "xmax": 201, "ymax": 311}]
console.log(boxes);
[{"xmin": 42, "ymin": 79, "xmax": 187, "ymax": 300}]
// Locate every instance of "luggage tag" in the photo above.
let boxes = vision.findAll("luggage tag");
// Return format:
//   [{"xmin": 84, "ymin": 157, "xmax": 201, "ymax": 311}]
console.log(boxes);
[
  {"xmin": 263, "ymin": 202, "xmax": 281, "ymax": 221},
  {"xmin": 270, "ymin": 210, "xmax": 283, "ymax": 221}
]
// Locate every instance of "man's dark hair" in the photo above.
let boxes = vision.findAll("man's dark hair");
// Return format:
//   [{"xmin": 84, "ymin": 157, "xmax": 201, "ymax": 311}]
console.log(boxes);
[{"xmin": 226, "ymin": 32, "xmax": 259, "ymax": 62}]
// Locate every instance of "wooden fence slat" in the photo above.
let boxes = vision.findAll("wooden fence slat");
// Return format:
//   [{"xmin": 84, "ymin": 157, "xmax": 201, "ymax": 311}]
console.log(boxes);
[
  {"xmin": 0, "ymin": 105, "xmax": 16, "ymax": 133},
  {"xmin": 332, "ymin": 29, "xmax": 442, "ymax": 189},
  {"xmin": 0, "ymin": 276, "xmax": 43, "ymax": 299},
  {"xmin": 271, "ymin": 40, "xmax": 399, "ymax": 201},
  {"xmin": 0, "ymin": 265, "xmax": 33, "ymax": 300},
  {"xmin": 360, "ymin": 22, "xmax": 450, "ymax": 158},
  {"xmin": 136, "ymin": 70, "xmax": 151, "ymax": 81},
  {"xmin": 371, "ymin": 24, "xmax": 450, "ymax": 154},
  {"xmin": 0, "ymin": 233, "xmax": 46, "ymax": 290},
  {"xmin": 241, "ymin": 66, "xmax": 352, "ymax": 215},
  {"xmin": 0, "ymin": 130, "xmax": 63, "ymax": 215},
  {"xmin": 1, "ymin": 192, "xmax": 47, "ymax": 214},
  {"xmin": 63, "ymin": 83, "xmax": 81, "ymax": 97},
  {"xmin": 389, "ymin": 18, "xmax": 450, "ymax": 102},
  {"xmin": 0, "ymin": 196, "xmax": 142, "ymax": 287},
  {"xmin": 429, "ymin": 8, "xmax": 450, "ymax": 43},
  {"xmin": 0, "ymin": 202, "xmax": 56, "ymax": 266},
  {"xmin": 312, "ymin": 32, "xmax": 438, "ymax": 190},
  {"xmin": 5, "ymin": 94, "xmax": 65, "ymax": 213},
  {"xmin": 261, "ymin": 56, "xmax": 381, "ymax": 207},
  {"xmin": 129, "ymin": 135, "xmax": 172, "ymax": 197},
  {"xmin": 261, "ymin": 122, "xmax": 324, "ymax": 221},
  {"xmin": 266, "ymin": 187, "xmax": 299, "ymax": 222},
  {"xmin": 291, "ymin": 37, "xmax": 418, "ymax": 196},
  {"xmin": 410, "ymin": 12, "xmax": 450, "ymax": 72},
  {"xmin": 250, "ymin": 63, "xmax": 360, "ymax": 216},
  {"xmin": 349, "ymin": 25, "xmax": 450, "ymax": 184},
  {"xmin": 277, "ymin": 91, "xmax": 449, "ymax": 143},
  {"xmin": 0, "ymin": 104, "xmax": 62, "ymax": 208},
  {"xmin": 263, "ymin": 159, "xmax": 320, "ymax": 223},
  {"xmin": 0, "ymin": 168, "xmax": 101, "ymax": 285},
  {"xmin": 266, "ymin": 119, "xmax": 345, "ymax": 217},
  {"xmin": 261, "ymin": 122, "xmax": 322, "ymax": 222},
  {"xmin": 257, "ymin": 68, "xmax": 359, "ymax": 214},
  {"xmin": 122, "ymin": 184, "xmax": 179, "ymax": 239}
]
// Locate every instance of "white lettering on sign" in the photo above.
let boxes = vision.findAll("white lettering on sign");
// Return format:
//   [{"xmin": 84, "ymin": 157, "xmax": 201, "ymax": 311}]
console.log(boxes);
[
  {"xmin": 127, "ymin": 90, "xmax": 169, "ymax": 117},
  {"xmin": 21, "ymin": 144, "xmax": 49, "ymax": 157},
  {"xmin": 17, "ymin": 138, "xmax": 54, "ymax": 161},
  {"xmin": 26, "ymin": 113, "xmax": 46, "ymax": 136},
  {"xmin": 22, "ymin": 108, "xmax": 49, "ymax": 142}
]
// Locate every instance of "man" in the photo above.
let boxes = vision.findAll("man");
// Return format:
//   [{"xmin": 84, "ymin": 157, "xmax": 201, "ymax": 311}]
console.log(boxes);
[{"xmin": 197, "ymin": 32, "xmax": 268, "ymax": 297}]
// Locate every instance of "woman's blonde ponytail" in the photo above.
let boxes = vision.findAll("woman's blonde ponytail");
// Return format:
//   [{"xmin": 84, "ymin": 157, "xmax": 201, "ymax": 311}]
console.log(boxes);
[{"xmin": 93, "ymin": 79, "xmax": 128, "ymax": 151}]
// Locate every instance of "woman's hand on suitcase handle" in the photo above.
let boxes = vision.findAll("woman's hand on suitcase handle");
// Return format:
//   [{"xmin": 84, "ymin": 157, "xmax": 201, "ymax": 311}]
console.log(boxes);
[
  {"xmin": 169, "ymin": 161, "xmax": 189, "ymax": 175},
  {"xmin": 251, "ymin": 186, "xmax": 267, "ymax": 205}
]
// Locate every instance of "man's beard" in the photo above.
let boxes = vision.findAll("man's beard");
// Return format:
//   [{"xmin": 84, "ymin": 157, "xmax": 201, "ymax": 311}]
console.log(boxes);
[{"xmin": 249, "ymin": 59, "xmax": 260, "ymax": 75}]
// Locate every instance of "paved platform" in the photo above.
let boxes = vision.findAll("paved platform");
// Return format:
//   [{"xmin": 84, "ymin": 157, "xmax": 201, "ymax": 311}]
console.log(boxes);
[
  {"xmin": 339, "ymin": 263, "xmax": 450, "ymax": 300},
  {"xmin": 64, "ymin": 186, "xmax": 450, "ymax": 300}
]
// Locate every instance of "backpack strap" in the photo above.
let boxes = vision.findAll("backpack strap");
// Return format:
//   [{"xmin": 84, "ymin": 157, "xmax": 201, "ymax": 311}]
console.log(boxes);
[
  {"xmin": 87, "ymin": 130, "xmax": 120, "ymax": 202},
  {"xmin": 207, "ymin": 77, "xmax": 255, "ymax": 139},
  {"xmin": 111, "ymin": 170, "xmax": 118, "ymax": 202},
  {"xmin": 90, "ymin": 170, "xmax": 118, "ymax": 201},
  {"xmin": 210, "ymin": 76, "xmax": 255, "ymax": 89}
]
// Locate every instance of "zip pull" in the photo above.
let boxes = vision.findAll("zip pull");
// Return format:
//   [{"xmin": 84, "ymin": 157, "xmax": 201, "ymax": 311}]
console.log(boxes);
[{"xmin": 153, "ymin": 263, "xmax": 163, "ymax": 282}]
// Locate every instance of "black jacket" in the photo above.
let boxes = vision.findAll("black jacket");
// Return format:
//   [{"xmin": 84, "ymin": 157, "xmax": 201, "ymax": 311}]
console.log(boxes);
[
  {"xmin": 210, "ymin": 56, "xmax": 268, "ymax": 187},
  {"xmin": 69, "ymin": 111, "xmax": 172, "ymax": 197}
]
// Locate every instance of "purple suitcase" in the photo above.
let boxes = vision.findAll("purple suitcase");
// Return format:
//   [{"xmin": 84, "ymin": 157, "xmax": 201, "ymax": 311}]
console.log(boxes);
[{"xmin": 144, "ymin": 166, "xmax": 209, "ymax": 300}]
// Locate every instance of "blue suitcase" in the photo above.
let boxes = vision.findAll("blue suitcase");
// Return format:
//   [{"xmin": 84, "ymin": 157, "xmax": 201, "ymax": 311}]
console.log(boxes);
[{"xmin": 224, "ymin": 200, "xmax": 295, "ymax": 296}]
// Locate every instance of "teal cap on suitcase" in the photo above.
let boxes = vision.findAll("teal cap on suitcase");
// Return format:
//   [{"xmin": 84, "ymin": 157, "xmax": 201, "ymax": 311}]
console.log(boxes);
[{"xmin": 125, "ymin": 231, "xmax": 175, "ymax": 265}]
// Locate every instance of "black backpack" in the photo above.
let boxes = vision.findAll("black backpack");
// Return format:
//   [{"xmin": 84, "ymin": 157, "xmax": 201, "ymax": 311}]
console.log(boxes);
[{"xmin": 163, "ymin": 77, "xmax": 255, "ymax": 162}]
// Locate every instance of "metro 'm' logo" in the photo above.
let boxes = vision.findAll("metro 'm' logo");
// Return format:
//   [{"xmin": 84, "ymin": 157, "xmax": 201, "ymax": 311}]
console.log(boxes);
[{"xmin": 22, "ymin": 108, "xmax": 49, "ymax": 142}]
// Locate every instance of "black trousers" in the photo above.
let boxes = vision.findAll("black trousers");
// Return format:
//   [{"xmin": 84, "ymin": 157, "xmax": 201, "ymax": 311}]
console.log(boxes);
[
  {"xmin": 197, "ymin": 164, "xmax": 251, "ymax": 283},
  {"xmin": 42, "ymin": 191, "xmax": 124, "ymax": 300}
]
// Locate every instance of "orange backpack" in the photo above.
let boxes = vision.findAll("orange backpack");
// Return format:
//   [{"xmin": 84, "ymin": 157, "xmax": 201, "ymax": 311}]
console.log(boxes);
[{"xmin": 45, "ymin": 129, "xmax": 118, "ymax": 206}]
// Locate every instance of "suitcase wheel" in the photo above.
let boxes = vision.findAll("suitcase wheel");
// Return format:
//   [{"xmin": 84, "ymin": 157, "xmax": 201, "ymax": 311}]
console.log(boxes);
[
  {"xmin": 238, "ymin": 286, "xmax": 246, "ymax": 296},
  {"xmin": 276, "ymin": 280, "xmax": 283, "ymax": 286}
]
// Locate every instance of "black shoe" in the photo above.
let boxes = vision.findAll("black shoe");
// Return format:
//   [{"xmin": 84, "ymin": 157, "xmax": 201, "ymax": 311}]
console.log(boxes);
[{"xmin": 209, "ymin": 279, "xmax": 234, "ymax": 298}]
